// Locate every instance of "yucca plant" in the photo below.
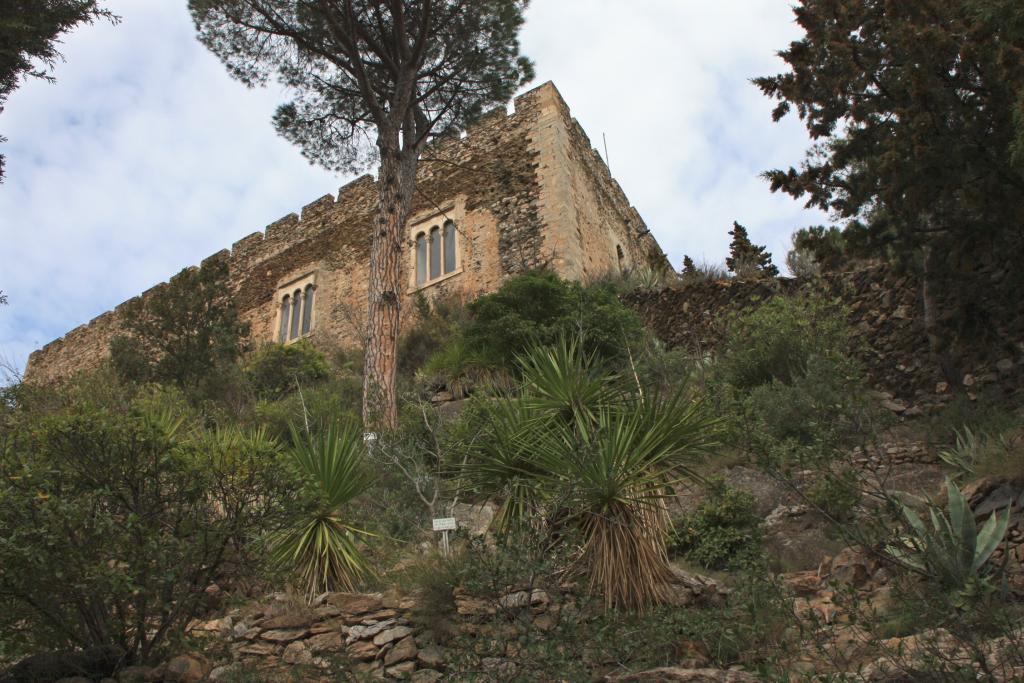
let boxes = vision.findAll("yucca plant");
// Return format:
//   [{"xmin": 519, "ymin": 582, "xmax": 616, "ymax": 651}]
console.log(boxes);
[
  {"xmin": 538, "ymin": 393, "xmax": 716, "ymax": 610},
  {"xmin": 460, "ymin": 340, "xmax": 718, "ymax": 609},
  {"xmin": 889, "ymin": 480, "xmax": 1011, "ymax": 599},
  {"xmin": 457, "ymin": 396, "xmax": 549, "ymax": 534},
  {"xmin": 515, "ymin": 336, "xmax": 620, "ymax": 425},
  {"xmin": 270, "ymin": 422, "xmax": 375, "ymax": 599}
]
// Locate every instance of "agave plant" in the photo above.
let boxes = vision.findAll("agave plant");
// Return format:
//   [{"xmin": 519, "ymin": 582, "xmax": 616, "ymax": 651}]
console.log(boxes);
[
  {"xmin": 270, "ymin": 422, "xmax": 375, "ymax": 599},
  {"xmin": 937, "ymin": 426, "xmax": 979, "ymax": 479},
  {"xmin": 889, "ymin": 480, "xmax": 1010, "ymax": 595}
]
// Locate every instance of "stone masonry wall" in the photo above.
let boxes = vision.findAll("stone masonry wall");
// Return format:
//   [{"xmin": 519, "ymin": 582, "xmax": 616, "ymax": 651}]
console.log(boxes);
[
  {"xmin": 25, "ymin": 82, "xmax": 653, "ymax": 384},
  {"xmin": 530, "ymin": 85, "xmax": 665, "ymax": 280},
  {"xmin": 622, "ymin": 267, "xmax": 1024, "ymax": 414}
]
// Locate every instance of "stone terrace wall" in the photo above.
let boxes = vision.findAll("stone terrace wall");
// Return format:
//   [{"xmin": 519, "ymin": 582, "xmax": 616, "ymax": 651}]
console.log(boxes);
[
  {"xmin": 622, "ymin": 267, "xmax": 1024, "ymax": 414},
  {"xmin": 24, "ymin": 84, "xmax": 569, "ymax": 384}
]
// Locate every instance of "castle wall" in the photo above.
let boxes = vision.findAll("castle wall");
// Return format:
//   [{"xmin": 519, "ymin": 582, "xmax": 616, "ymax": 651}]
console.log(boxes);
[
  {"xmin": 27, "ymin": 82, "xmax": 642, "ymax": 383},
  {"xmin": 529, "ymin": 85, "xmax": 666, "ymax": 281}
]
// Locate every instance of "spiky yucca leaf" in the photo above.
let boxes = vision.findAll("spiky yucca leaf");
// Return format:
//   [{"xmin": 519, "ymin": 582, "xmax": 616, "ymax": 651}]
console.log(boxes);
[
  {"xmin": 270, "ymin": 422, "xmax": 375, "ymax": 599},
  {"xmin": 515, "ymin": 336, "xmax": 619, "ymax": 425},
  {"xmin": 530, "ymin": 390, "xmax": 717, "ymax": 610},
  {"xmin": 457, "ymin": 396, "xmax": 548, "ymax": 534}
]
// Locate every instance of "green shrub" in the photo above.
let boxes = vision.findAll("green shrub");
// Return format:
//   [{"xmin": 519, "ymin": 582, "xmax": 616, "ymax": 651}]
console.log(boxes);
[
  {"xmin": 397, "ymin": 293, "xmax": 468, "ymax": 378},
  {"xmin": 461, "ymin": 270, "xmax": 647, "ymax": 370},
  {"xmin": 253, "ymin": 376, "xmax": 362, "ymax": 443},
  {"xmin": 244, "ymin": 340, "xmax": 331, "ymax": 400},
  {"xmin": 806, "ymin": 468, "xmax": 861, "ymax": 522},
  {"xmin": 0, "ymin": 395, "xmax": 290, "ymax": 663},
  {"xmin": 716, "ymin": 294, "xmax": 849, "ymax": 392},
  {"xmin": 109, "ymin": 258, "xmax": 249, "ymax": 399},
  {"xmin": 671, "ymin": 479, "xmax": 763, "ymax": 570}
]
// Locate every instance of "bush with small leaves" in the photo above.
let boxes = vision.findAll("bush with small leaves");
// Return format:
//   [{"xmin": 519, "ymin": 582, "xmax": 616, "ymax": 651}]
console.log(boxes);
[
  {"xmin": 671, "ymin": 479, "xmax": 763, "ymax": 570},
  {"xmin": 245, "ymin": 340, "xmax": 331, "ymax": 400}
]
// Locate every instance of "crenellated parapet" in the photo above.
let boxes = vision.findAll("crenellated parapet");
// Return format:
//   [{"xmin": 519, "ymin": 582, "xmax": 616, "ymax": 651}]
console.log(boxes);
[{"xmin": 25, "ymin": 82, "xmax": 667, "ymax": 383}]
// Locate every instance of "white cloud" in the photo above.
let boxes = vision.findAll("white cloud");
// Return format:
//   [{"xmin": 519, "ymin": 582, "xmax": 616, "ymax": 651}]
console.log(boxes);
[{"xmin": 0, "ymin": 0, "xmax": 827, "ymax": 374}]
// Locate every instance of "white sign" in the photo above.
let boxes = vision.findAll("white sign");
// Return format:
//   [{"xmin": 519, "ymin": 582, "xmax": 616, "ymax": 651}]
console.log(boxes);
[{"xmin": 432, "ymin": 517, "xmax": 457, "ymax": 532}]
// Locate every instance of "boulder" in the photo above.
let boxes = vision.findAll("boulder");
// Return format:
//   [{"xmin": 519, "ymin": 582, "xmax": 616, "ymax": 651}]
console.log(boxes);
[
  {"xmin": 373, "ymin": 625, "xmax": 414, "ymax": 647},
  {"xmin": 326, "ymin": 592, "xmax": 384, "ymax": 615},
  {"xmin": 260, "ymin": 628, "xmax": 309, "ymax": 643},
  {"xmin": 452, "ymin": 502, "xmax": 496, "ymax": 537},
  {"xmin": 384, "ymin": 661, "xmax": 417, "ymax": 678},
  {"xmin": 383, "ymin": 636, "xmax": 418, "ymax": 666},
  {"xmin": 282, "ymin": 642, "xmax": 313, "ymax": 666},
  {"xmin": 163, "ymin": 655, "xmax": 209, "ymax": 683},
  {"xmin": 416, "ymin": 645, "xmax": 445, "ymax": 669},
  {"xmin": 306, "ymin": 631, "xmax": 344, "ymax": 653},
  {"xmin": 260, "ymin": 612, "xmax": 313, "ymax": 630}
]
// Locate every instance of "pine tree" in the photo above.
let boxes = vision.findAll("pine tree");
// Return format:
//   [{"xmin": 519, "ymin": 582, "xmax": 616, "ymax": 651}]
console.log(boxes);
[
  {"xmin": 681, "ymin": 255, "xmax": 697, "ymax": 280},
  {"xmin": 755, "ymin": 0, "xmax": 1024, "ymax": 378},
  {"xmin": 726, "ymin": 222, "xmax": 778, "ymax": 278},
  {"xmin": 190, "ymin": 0, "xmax": 533, "ymax": 429}
]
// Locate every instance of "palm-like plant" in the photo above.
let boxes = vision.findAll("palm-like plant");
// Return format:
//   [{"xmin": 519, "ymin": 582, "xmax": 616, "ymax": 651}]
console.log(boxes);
[
  {"xmin": 460, "ymin": 340, "xmax": 718, "ymax": 609},
  {"xmin": 889, "ymin": 480, "xmax": 1010, "ymax": 596},
  {"xmin": 543, "ymin": 395, "xmax": 715, "ymax": 609},
  {"xmin": 457, "ymin": 396, "xmax": 549, "ymax": 534},
  {"xmin": 270, "ymin": 422, "xmax": 375, "ymax": 598}
]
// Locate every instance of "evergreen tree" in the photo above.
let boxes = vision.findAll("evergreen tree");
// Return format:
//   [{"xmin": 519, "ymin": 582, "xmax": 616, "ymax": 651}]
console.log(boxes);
[
  {"xmin": 681, "ymin": 255, "xmax": 697, "ymax": 281},
  {"xmin": 189, "ymin": 0, "xmax": 533, "ymax": 429},
  {"xmin": 755, "ymin": 0, "xmax": 1024, "ymax": 376},
  {"xmin": 0, "ymin": 1, "xmax": 116, "ymax": 182},
  {"xmin": 110, "ymin": 258, "xmax": 249, "ymax": 395},
  {"xmin": 726, "ymin": 222, "xmax": 778, "ymax": 278}
]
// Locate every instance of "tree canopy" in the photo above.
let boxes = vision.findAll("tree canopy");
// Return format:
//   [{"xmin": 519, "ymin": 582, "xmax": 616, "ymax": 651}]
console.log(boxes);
[
  {"xmin": 726, "ymin": 222, "xmax": 778, "ymax": 278},
  {"xmin": 0, "ymin": 0, "xmax": 116, "ymax": 182},
  {"xmin": 188, "ymin": 0, "xmax": 533, "ymax": 175},
  {"xmin": 189, "ymin": 0, "xmax": 533, "ymax": 429},
  {"xmin": 109, "ymin": 258, "xmax": 249, "ymax": 396},
  {"xmin": 755, "ymin": 0, "xmax": 1024, "ymax": 267}
]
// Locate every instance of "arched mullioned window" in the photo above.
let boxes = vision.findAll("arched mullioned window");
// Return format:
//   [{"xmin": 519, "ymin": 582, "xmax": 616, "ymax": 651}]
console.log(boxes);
[
  {"xmin": 301, "ymin": 284, "xmax": 315, "ymax": 335},
  {"xmin": 411, "ymin": 217, "xmax": 459, "ymax": 289},
  {"xmin": 275, "ymin": 274, "xmax": 317, "ymax": 343},
  {"xmin": 429, "ymin": 225, "xmax": 441, "ymax": 279},
  {"xmin": 443, "ymin": 220, "xmax": 456, "ymax": 274},
  {"xmin": 279, "ymin": 295, "xmax": 291, "ymax": 342},
  {"xmin": 289, "ymin": 289, "xmax": 301, "ymax": 339},
  {"xmin": 415, "ymin": 232, "xmax": 427, "ymax": 285}
]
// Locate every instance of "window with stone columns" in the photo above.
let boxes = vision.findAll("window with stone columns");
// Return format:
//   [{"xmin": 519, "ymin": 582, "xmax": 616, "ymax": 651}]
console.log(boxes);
[
  {"xmin": 410, "ymin": 215, "xmax": 461, "ymax": 290},
  {"xmin": 275, "ymin": 273, "xmax": 317, "ymax": 343}
]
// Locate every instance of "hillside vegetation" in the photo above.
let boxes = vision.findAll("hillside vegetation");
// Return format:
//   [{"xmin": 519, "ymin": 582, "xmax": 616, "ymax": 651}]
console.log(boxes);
[{"xmin": 2, "ymin": 264, "xmax": 1022, "ymax": 682}]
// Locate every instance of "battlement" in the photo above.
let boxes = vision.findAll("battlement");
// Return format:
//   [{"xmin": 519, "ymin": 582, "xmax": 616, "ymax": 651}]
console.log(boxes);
[{"xmin": 24, "ymin": 80, "xmax": 661, "ymax": 383}]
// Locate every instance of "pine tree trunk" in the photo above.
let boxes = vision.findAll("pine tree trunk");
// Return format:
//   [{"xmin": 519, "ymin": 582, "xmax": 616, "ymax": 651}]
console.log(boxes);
[{"xmin": 362, "ymin": 133, "xmax": 418, "ymax": 431}]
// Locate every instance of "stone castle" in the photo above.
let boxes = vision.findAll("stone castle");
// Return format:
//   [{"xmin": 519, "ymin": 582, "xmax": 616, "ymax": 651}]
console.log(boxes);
[{"xmin": 25, "ymin": 82, "xmax": 667, "ymax": 382}]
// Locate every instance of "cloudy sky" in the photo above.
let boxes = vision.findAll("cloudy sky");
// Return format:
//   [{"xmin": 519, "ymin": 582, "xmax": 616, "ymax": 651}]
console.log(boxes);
[{"xmin": 0, "ymin": 0, "xmax": 828, "ymax": 376}]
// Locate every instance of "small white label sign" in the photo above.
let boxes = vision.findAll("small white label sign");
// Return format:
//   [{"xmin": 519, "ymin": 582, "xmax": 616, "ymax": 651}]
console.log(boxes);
[{"xmin": 432, "ymin": 517, "xmax": 457, "ymax": 531}]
